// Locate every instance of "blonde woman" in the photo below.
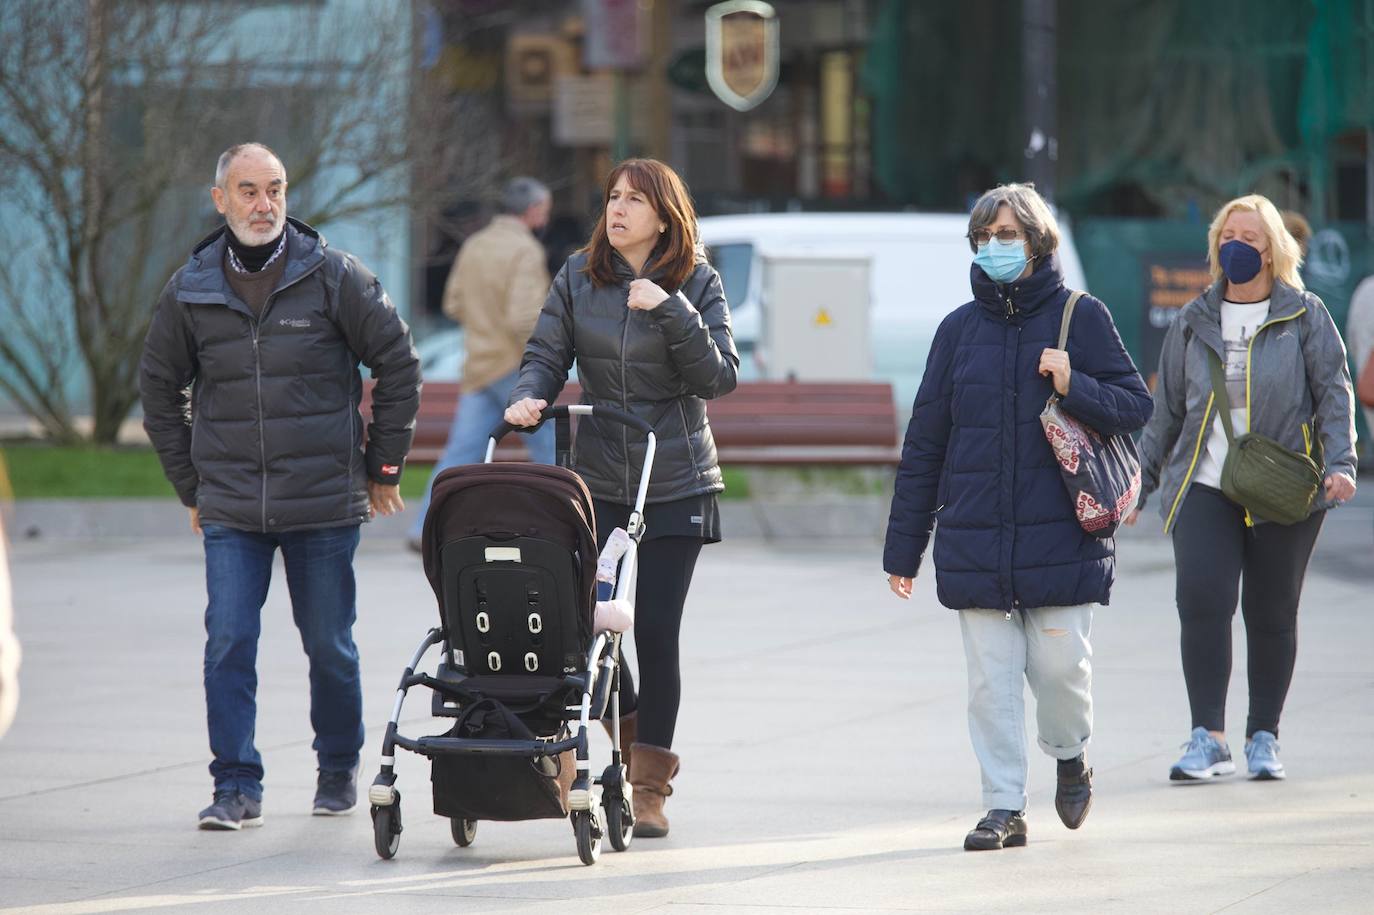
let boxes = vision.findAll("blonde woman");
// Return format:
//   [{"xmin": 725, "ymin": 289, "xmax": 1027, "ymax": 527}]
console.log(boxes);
[{"xmin": 1131, "ymin": 194, "xmax": 1356, "ymax": 783}]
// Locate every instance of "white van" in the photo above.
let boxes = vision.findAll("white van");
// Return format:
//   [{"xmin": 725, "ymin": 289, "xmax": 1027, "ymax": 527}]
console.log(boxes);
[{"xmin": 699, "ymin": 212, "xmax": 1088, "ymax": 409}]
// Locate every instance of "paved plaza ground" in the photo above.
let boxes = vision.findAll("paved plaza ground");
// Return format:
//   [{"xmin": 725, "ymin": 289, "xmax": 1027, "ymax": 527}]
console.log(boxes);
[{"xmin": 1, "ymin": 495, "xmax": 1371, "ymax": 913}]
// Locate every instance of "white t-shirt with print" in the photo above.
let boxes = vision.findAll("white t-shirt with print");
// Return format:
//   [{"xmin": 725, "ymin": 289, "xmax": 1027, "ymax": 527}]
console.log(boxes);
[{"xmin": 1193, "ymin": 299, "xmax": 1270, "ymax": 489}]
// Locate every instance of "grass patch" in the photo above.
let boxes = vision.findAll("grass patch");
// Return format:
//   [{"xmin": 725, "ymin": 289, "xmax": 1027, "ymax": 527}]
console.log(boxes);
[
  {"xmin": 0, "ymin": 446, "xmax": 753, "ymax": 502},
  {"xmin": 719, "ymin": 465, "xmax": 750, "ymax": 500},
  {"xmin": 408, "ymin": 464, "xmax": 751, "ymax": 500},
  {"xmin": 725, "ymin": 465, "xmax": 894, "ymax": 499},
  {"xmin": 0, "ymin": 444, "xmax": 439, "ymax": 501},
  {"xmin": 400, "ymin": 465, "xmax": 435, "ymax": 501},
  {"xmin": 1, "ymin": 445, "xmax": 181, "ymax": 499}
]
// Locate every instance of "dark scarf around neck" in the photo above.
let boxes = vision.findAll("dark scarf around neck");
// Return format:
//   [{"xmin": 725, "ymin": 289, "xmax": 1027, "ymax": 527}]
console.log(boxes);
[{"xmin": 227, "ymin": 228, "xmax": 286, "ymax": 273}]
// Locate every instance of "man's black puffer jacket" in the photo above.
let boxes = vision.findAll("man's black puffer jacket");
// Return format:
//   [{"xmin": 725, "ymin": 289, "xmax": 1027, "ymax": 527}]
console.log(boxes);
[
  {"xmin": 140, "ymin": 218, "xmax": 421, "ymax": 532},
  {"xmin": 510, "ymin": 251, "xmax": 738, "ymax": 504}
]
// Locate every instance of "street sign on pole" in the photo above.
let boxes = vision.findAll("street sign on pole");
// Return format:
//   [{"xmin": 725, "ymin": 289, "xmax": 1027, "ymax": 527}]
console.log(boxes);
[
  {"xmin": 705, "ymin": 1, "xmax": 779, "ymax": 112},
  {"xmin": 583, "ymin": 0, "xmax": 646, "ymax": 71},
  {"xmin": 1021, "ymin": 0, "xmax": 1057, "ymax": 202},
  {"xmin": 553, "ymin": 75, "xmax": 615, "ymax": 146}
]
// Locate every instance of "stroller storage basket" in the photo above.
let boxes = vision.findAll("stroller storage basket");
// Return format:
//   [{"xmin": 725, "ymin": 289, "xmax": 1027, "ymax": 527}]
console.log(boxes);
[{"xmin": 431, "ymin": 699, "xmax": 573, "ymax": 821}]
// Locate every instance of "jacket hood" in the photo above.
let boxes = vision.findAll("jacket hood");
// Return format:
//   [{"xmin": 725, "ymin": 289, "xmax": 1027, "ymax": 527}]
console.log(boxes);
[
  {"xmin": 181, "ymin": 217, "xmax": 326, "ymax": 294},
  {"xmin": 1181, "ymin": 279, "xmax": 1309, "ymax": 354},
  {"xmin": 971, "ymin": 252, "xmax": 1067, "ymax": 317}
]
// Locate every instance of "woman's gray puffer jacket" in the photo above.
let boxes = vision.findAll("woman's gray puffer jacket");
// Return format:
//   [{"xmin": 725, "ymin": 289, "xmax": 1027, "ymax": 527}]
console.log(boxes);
[
  {"xmin": 1138, "ymin": 278, "xmax": 1356, "ymax": 532},
  {"xmin": 510, "ymin": 251, "xmax": 738, "ymax": 504}
]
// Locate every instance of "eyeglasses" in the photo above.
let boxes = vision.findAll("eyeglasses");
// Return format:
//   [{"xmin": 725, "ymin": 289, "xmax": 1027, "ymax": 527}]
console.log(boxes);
[{"xmin": 967, "ymin": 227, "xmax": 1027, "ymax": 247}]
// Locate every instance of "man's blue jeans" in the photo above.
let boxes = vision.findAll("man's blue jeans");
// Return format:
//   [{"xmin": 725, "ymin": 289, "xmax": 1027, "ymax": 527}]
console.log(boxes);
[
  {"xmin": 408, "ymin": 369, "xmax": 555, "ymax": 539},
  {"xmin": 202, "ymin": 523, "xmax": 363, "ymax": 801}
]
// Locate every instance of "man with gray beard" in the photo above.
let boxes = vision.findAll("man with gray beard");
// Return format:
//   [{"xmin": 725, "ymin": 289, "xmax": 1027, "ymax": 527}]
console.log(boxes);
[{"xmin": 140, "ymin": 142, "xmax": 420, "ymax": 830}]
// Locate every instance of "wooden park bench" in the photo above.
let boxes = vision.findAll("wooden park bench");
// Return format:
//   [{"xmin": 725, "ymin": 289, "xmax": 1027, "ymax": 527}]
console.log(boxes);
[{"xmin": 362, "ymin": 379, "xmax": 901, "ymax": 466}]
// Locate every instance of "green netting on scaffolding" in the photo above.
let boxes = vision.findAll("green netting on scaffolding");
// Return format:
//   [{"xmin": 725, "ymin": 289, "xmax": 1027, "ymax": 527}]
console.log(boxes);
[{"xmin": 862, "ymin": 0, "xmax": 1373, "ymax": 218}]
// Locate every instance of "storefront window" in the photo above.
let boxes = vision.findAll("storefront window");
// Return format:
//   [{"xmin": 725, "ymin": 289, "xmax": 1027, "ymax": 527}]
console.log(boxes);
[{"xmin": 820, "ymin": 50, "xmax": 853, "ymax": 198}]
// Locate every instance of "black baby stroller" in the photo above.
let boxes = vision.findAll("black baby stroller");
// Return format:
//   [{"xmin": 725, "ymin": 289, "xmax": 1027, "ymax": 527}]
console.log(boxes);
[{"xmin": 368, "ymin": 405, "xmax": 655, "ymax": 865}]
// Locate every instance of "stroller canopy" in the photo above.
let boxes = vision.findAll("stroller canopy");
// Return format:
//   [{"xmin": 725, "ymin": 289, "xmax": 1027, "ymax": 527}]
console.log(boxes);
[{"xmin": 421, "ymin": 463, "xmax": 599, "ymax": 622}]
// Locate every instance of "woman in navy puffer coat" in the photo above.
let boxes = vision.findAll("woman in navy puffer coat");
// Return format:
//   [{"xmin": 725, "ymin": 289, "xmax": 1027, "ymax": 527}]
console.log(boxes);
[{"xmin": 884, "ymin": 183, "xmax": 1152, "ymax": 852}]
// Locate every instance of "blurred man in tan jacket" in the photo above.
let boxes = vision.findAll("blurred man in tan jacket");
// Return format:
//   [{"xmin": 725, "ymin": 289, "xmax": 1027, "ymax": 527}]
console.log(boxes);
[{"xmin": 409, "ymin": 178, "xmax": 556, "ymax": 546}]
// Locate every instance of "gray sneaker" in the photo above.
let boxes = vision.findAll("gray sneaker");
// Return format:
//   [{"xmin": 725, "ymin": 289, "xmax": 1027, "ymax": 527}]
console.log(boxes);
[
  {"xmin": 1169, "ymin": 726, "xmax": 1236, "ymax": 782},
  {"xmin": 1245, "ymin": 731, "xmax": 1287, "ymax": 780},
  {"xmin": 312, "ymin": 766, "xmax": 358, "ymax": 815},
  {"xmin": 198, "ymin": 790, "xmax": 263, "ymax": 830}
]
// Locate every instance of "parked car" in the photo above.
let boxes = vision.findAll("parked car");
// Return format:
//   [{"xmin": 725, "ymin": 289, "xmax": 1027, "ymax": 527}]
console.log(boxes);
[
  {"xmin": 414, "ymin": 326, "xmax": 465, "ymax": 383},
  {"xmin": 700, "ymin": 212, "xmax": 1089, "ymax": 408},
  {"xmin": 414, "ymin": 326, "xmax": 579, "ymax": 386}
]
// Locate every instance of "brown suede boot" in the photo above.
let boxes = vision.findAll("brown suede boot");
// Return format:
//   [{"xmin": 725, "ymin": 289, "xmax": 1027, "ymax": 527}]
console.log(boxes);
[
  {"xmin": 600, "ymin": 712, "xmax": 637, "ymax": 775},
  {"xmin": 554, "ymin": 749, "xmax": 576, "ymax": 810},
  {"xmin": 628, "ymin": 743, "xmax": 679, "ymax": 838}
]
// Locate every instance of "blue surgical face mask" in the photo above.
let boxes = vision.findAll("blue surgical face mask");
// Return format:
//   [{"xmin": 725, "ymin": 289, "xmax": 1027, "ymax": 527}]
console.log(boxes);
[
  {"xmin": 1218, "ymin": 239, "xmax": 1264, "ymax": 284},
  {"xmin": 974, "ymin": 238, "xmax": 1030, "ymax": 284}
]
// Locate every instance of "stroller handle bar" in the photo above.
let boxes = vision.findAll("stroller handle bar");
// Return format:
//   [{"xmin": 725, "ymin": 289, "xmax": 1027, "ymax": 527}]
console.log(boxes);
[
  {"xmin": 487, "ymin": 404, "xmax": 653, "ymax": 443},
  {"xmin": 485, "ymin": 404, "xmax": 657, "ymax": 522}
]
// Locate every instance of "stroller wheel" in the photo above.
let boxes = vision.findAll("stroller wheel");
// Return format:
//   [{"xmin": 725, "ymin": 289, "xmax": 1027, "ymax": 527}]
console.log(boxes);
[
  {"xmin": 604, "ymin": 792, "xmax": 633, "ymax": 852},
  {"xmin": 572, "ymin": 808, "xmax": 602, "ymax": 865},
  {"xmin": 372, "ymin": 797, "xmax": 402, "ymax": 860},
  {"xmin": 450, "ymin": 817, "xmax": 477, "ymax": 847}
]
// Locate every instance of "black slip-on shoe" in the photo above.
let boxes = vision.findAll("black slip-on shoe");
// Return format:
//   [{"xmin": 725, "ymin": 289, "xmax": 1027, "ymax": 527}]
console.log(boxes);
[
  {"xmin": 1055, "ymin": 758, "xmax": 1093, "ymax": 829},
  {"xmin": 963, "ymin": 809, "xmax": 1028, "ymax": 851}
]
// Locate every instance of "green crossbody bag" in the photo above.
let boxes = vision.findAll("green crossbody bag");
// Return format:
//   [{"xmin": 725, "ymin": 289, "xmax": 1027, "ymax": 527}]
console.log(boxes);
[{"xmin": 1205, "ymin": 349, "xmax": 1321, "ymax": 525}]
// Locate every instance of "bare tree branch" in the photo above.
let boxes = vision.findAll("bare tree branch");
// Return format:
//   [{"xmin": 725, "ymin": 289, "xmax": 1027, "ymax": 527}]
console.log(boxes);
[{"xmin": 0, "ymin": 0, "xmax": 503, "ymax": 443}]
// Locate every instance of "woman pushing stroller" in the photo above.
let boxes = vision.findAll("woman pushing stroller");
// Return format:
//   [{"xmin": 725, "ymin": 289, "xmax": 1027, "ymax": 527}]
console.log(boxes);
[{"xmin": 505, "ymin": 158, "xmax": 737, "ymax": 838}]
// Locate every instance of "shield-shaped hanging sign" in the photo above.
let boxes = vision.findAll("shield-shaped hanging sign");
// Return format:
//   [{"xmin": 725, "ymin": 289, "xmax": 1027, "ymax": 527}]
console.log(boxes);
[{"xmin": 705, "ymin": 1, "xmax": 779, "ymax": 112}]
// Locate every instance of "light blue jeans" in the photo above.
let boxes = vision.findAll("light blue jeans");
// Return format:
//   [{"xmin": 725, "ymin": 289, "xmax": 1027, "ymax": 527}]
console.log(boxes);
[
  {"xmin": 408, "ymin": 369, "xmax": 555, "ymax": 539},
  {"xmin": 959, "ymin": 604, "xmax": 1094, "ymax": 812}
]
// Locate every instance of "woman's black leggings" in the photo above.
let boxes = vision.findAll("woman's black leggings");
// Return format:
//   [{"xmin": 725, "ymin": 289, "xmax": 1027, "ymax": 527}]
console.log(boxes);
[
  {"xmin": 1171, "ymin": 485, "xmax": 1324, "ymax": 738},
  {"xmin": 607, "ymin": 536, "xmax": 702, "ymax": 750}
]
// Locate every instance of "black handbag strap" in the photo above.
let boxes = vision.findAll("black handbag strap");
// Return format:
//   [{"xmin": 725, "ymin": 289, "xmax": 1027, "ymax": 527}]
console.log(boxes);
[
  {"xmin": 1204, "ymin": 348, "xmax": 1238, "ymax": 445},
  {"xmin": 1056, "ymin": 290, "xmax": 1086, "ymax": 350}
]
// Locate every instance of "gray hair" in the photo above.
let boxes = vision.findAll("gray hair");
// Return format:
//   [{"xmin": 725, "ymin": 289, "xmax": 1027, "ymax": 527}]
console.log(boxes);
[
  {"xmin": 966, "ymin": 182, "xmax": 1061, "ymax": 258},
  {"xmin": 501, "ymin": 177, "xmax": 550, "ymax": 216},
  {"xmin": 214, "ymin": 142, "xmax": 285, "ymax": 189}
]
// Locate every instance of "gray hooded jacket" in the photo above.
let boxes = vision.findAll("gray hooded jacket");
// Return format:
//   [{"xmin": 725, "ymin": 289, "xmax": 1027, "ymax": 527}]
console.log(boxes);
[
  {"xmin": 140, "ymin": 219, "xmax": 421, "ymax": 532},
  {"xmin": 1138, "ymin": 279, "xmax": 1356, "ymax": 531}
]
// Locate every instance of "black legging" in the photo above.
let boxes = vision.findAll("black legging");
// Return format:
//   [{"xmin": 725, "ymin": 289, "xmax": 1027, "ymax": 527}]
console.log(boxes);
[
  {"xmin": 604, "ymin": 535, "xmax": 702, "ymax": 750},
  {"xmin": 1171, "ymin": 485, "xmax": 1324, "ymax": 738}
]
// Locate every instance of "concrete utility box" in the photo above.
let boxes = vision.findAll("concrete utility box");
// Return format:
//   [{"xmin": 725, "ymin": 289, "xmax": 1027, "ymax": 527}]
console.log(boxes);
[{"xmin": 760, "ymin": 255, "xmax": 872, "ymax": 380}]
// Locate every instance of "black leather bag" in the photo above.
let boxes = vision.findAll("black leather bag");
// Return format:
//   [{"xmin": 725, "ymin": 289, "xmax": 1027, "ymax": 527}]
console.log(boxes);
[
  {"xmin": 430, "ymin": 698, "xmax": 572, "ymax": 821},
  {"xmin": 1039, "ymin": 291, "xmax": 1143, "ymax": 539}
]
